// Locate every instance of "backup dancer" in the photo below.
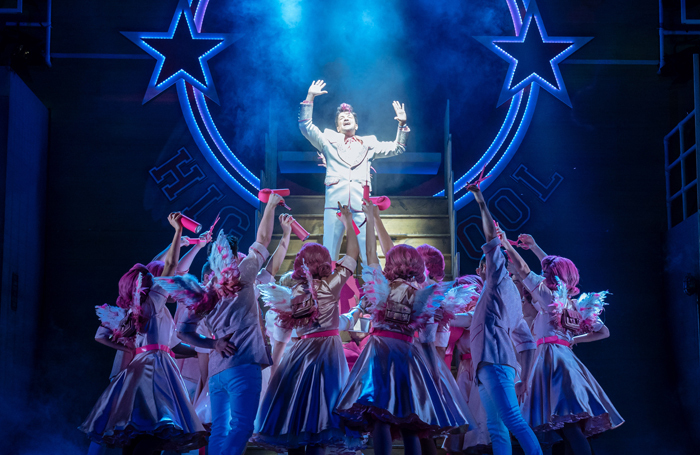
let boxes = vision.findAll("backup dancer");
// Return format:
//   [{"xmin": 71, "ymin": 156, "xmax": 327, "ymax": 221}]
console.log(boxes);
[
  {"xmin": 334, "ymin": 201, "xmax": 471, "ymax": 455},
  {"xmin": 162, "ymin": 194, "xmax": 283, "ymax": 455},
  {"xmin": 80, "ymin": 213, "xmax": 207, "ymax": 454},
  {"xmin": 466, "ymin": 184, "xmax": 541, "ymax": 455},
  {"xmin": 253, "ymin": 203, "xmax": 361, "ymax": 455},
  {"xmin": 299, "ymin": 80, "xmax": 409, "ymax": 263},
  {"xmin": 500, "ymin": 232, "xmax": 624, "ymax": 455},
  {"xmin": 443, "ymin": 275, "xmax": 492, "ymax": 454}
]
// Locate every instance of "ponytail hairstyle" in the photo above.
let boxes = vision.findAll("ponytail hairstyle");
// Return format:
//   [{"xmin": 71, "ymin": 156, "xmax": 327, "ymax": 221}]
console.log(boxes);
[
  {"xmin": 417, "ymin": 244, "xmax": 445, "ymax": 282},
  {"xmin": 384, "ymin": 244, "xmax": 426, "ymax": 284},
  {"xmin": 292, "ymin": 243, "xmax": 332, "ymax": 281},
  {"xmin": 541, "ymin": 255, "xmax": 580, "ymax": 297}
]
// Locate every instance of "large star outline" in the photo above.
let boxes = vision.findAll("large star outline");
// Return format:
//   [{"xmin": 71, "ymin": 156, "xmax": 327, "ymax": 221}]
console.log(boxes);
[
  {"xmin": 122, "ymin": 0, "xmax": 241, "ymax": 104},
  {"xmin": 474, "ymin": 0, "xmax": 592, "ymax": 107}
]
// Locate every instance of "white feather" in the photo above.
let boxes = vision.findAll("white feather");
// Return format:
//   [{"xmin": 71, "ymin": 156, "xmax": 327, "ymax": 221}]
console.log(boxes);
[{"xmin": 95, "ymin": 304, "xmax": 127, "ymax": 331}]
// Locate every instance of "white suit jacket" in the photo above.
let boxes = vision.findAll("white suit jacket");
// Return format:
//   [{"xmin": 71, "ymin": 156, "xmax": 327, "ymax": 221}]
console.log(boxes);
[{"xmin": 299, "ymin": 101, "xmax": 409, "ymax": 211}]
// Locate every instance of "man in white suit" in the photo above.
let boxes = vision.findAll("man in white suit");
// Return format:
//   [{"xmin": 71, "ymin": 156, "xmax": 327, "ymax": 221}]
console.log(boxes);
[{"xmin": 298, "ymin": 80, "xmax": 409, "ymax": 263}]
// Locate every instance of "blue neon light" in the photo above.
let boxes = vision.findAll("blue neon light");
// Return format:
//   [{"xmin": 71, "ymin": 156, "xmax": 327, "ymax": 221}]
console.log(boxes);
[
  {"xmin": 434, "ymin": 90, "xmax": 522, "ymax": 197},
  {"xmin": 193, "ymin": 88, "xmax": 261, "ymax": 189},
  {"xmin": 121, "ymin": 0, "xmax": 237, "ymax": 104},
  {"xmin": 454, "ymin": 84, "xmax": 540, "ymax": 210},
  {"xmin": 474, "ymin": 0, "xmax": 592, "ymax": 108},
  {"xmin": 177, "ymin": 80, "xmax": 259, "ymax": 207}
]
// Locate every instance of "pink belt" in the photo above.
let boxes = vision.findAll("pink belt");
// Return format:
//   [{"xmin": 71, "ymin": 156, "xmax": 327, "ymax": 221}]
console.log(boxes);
[
  {"xmin": 371, "ymin": 329, "xmax": 413, "ymax": 343},
  {"xmin": 301, "ymin": 329, "xmax": 340, "ymax": 340},
  {"xmin": 537, "ymin": 336, "xmax": 571, "ymax": 348},
  {"xmin": 461, "ymin": 353, "xmax": 472, "ymax": 360},
  {"xmin": 134, "ymin": 344, "xmax": 174, "ymax": 357}
]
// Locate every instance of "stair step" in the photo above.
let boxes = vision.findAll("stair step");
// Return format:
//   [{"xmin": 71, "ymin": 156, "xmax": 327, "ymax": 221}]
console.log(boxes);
[
  {"xmin": 281, "ymin": 195, "xmax": 449, "ymax": 216},
  {"xmin": 271, "ymin": 235, "xmax": 452, "ymax": 253},
  {"xmin": 274, "ymin": 216, "xmax": 450, "ymax": 236}
]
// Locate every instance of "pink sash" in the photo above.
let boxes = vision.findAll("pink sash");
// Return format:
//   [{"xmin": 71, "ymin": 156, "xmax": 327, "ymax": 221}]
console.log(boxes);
[
  {"xmin": 371, "ymin": 329, "xmax": 413, "ymax": 343},
  {"xmin": 536, "ymin": 336, "xmax": 571, "ymax": 348},
  {"xmin": 301, "ymin": 329, "xmax": 340, "ymax": 340},
  {"xmin": 134, "ymin": 343, "xmax": 174, "ymax": 357}
]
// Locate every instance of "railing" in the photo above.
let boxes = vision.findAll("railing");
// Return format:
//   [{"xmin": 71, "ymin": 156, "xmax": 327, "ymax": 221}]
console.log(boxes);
[
  {"xmin": 444, "ymin": 100, "xmax": 458, "ymax": 278},
  {"xmin": 665, "ymin": 110, "xmax": 698, "ymax": 229}
]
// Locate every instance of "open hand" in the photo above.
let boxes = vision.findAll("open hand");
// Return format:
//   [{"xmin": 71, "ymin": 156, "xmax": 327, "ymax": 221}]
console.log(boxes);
[
  {"xmin": 393, "ymin": 101, "xmax": 406, "ymax": 125},
  {"xmin": 279, "ymin": 213, "xmax": 293, "ymax": 236},
  {"xmin": 307, "ymin": 80, "xmax": 328, "ymax": 99},
  {"xmin": 316, "ymin": 151, "xmax": 327, "ymax": 168}
]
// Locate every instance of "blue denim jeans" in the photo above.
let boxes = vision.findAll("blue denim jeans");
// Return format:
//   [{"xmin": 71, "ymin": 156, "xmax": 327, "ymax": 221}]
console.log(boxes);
[
  {"xmin": 208, "ymin": 363, "xmax": 262, "ymax": 455},
  {"xmin": 477, "ymin": 364, "xmax": 542, "ymax": 455}
]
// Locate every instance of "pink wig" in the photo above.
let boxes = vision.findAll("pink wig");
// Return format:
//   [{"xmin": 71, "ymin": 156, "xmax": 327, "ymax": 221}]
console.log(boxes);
[
  {"xmin": 146, "ymin": 260, "xmax": 164, "ymax": 278},
  {"xmin": 384, "ymin": 244, "xmax": 426, "ymax": 284},
  {"xmin": 541, "ymin": 255, "xmax": 580, "ymax": 297},
  {"xmin": 292, "ymin": 243, "xmax": 332, "ymax": 281},
  {"xmin": 417, "ymin": 244, "xmax": 445, "ymax": 282},
  {"xmin": 116, "ymin": 263, "xmax": 150, "ymax": 309}
]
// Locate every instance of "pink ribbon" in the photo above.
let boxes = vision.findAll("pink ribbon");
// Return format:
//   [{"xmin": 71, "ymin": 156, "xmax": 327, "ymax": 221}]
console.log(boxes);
[
  {"xmin": 371, "ymin": 329, "xmax": 413, "ymax": 343},
  {"xmin": 536, "ymin": 336, "xmax": 571, "ymax": 348}
]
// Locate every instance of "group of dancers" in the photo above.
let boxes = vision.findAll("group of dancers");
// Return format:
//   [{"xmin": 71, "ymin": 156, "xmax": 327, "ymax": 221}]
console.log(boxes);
[{"xmin": 79, "ymin": 82, "xmax": 623, "ymax": 455}]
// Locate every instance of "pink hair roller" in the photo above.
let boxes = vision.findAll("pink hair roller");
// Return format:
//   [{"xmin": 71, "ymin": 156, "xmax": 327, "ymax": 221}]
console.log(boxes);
[
  {"xmin": 258, "ymin": 188, "xmax": 291, "ymax": 210},
  {"xmin": 180, "ymin": 215, "xmax": 202, "ymax": 234},
  {"xmin": 363, "ymin": 183, "xmax": 370, "ymax": 201},
  {"xmin": 187, "ymin": 237, "xmax": 200, "ymax": 245},
  {"xmin": 290, "ymin": 217, "xmax": 310, "ymax": 241},
  {"xmin": 369, "ymin": 196, "xmax": 391, "ymax": 211}
]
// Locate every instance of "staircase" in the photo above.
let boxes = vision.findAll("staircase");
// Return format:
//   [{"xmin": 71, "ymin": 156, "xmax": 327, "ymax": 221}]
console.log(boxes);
[{"xmin": 270, "ymin": 195, "xmax": 455, "ymax": 280}]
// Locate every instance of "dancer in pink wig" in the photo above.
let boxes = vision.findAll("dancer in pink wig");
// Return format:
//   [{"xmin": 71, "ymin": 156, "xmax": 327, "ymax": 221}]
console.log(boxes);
[
  {"xmin": 501, "ymin": 231, "xmax": 624, "ymax": 455},
  {"xmin": 80, "ymin": 213, "xmax": 207, "ymax": 454},
  {"xmin": 253, "ymin": 203, "xmax": 361, "ymax": 455},
  {"xmin": 334, "ymin": 200, "xmax": 472, "ymax": 455}
]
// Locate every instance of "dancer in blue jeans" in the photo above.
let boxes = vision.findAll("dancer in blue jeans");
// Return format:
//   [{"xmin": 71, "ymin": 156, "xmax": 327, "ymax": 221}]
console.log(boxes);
[
  {"xmin": 466, "ymin": 183, "xmax": 543, "ymax": 455},
  {"xmin": 166, "ymin": 193, "xmax": 284, "ymax": 455}
]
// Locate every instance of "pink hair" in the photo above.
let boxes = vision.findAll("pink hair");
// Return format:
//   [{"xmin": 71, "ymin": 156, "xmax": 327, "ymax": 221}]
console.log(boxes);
[
  {"xmin": 146, "ymin": 260, "xmax": 164, "ymax": 277},
  {"xmin": 384, "ymin": 244, "xmax": 426, "ymax": 284},
  {"xmin": 292, "ymin": 243, "xmax": 332, "ymax": 281},
  {"xmin": 417, "ymin": 244, "xmax": 445, "ymax": 282},
  {"xmin": 541, "ymin": 255, "xmax": 580, "ymax": 297},
  {"xmin": 116, "ymin": 264, "xmax": 150, "ymax": 309}
]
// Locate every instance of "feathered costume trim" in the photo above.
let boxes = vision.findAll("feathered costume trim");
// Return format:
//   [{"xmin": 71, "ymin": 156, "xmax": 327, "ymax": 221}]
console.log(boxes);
[
  {"xmin": 360, "ymin": 264, "xmax": 444, "ymax": 331},
  {"xmin": 95, "ymin": 304, "xmax": 130, "ymax": 342},
  {"xmin": 440, "ymin": 283, "xmax": 479, "ymax": 324},
  {"xmin": 257, "ymin": 278, "xmax": 321, "ymax": 330},
  {"xmin": 548, "ymin": 277, "xmax": 610, "ymax": 334},
  {"xmin": 576, "ymin": 291, "xmax": 610, "ymax": 333},
  {"xmin": 361, "ymin": 264, "xmax": 391, "ymax": 325},
  {"xmin": 130, "ymin": 273, "xmax": 150, "ymax": 334},
  {"xmin": 155, "ymin": 230, "xmax": 242, "ymax": 317}
]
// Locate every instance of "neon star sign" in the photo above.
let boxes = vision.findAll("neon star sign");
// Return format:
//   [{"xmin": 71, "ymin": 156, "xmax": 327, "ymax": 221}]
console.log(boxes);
[
  {"xmin": 121, "ymin": 0, "xmax": 239, "ymax": 104},
  {"xmin": 438, "ymin": 0, "xmax": 592, "ymax": 209},
  {"xmin": 474, "ymin": 0, "xmax": 592, "ymax": 107}
]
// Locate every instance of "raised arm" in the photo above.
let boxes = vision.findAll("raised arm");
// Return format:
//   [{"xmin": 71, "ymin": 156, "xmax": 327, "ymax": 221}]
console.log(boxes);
[
  {"xmin": 299, "ymin": 80, "xmax": 329, "ymax": 151},
  {"xmin": 257, "ymin": 193, "xmax": 283, "ymax": 249},
  {"xmin": 177, "ymin": 231, "xmax": 212, "ymax": 274},
  {"xmin": 163, "ymin": 213, "xmax": 184, "ymax": 277},
  {"xmin": 373, "ymin": 204, "xmax": 394, "ymax": 256},
  {"xmin": 340, "ymin": 202, "xmax": 360, "ymax": 261},
  {"xmin": 498, "ymin": 226, "xmax": 531, "ymax": 280},
  {"xmin": 371, "ymin": 101, "xmax": 409, "ymax": 159},
  {"xmin": 266, "ymin": 214, "xmax": 293, "ymax": 276},
  {"xmin": 363, "ymin": 200, "xmax": 379, "ymax": 265},
  {"xmin": 151, "ymin": 235, "xmax": 189, "ymax": 263},
  {"xmin": 468, "ymin": 184, "xmax": 496, "ymax": 242},
  {"xmin": 517, "ymin": 234, "xmax": 548, "ymax": 262}
]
